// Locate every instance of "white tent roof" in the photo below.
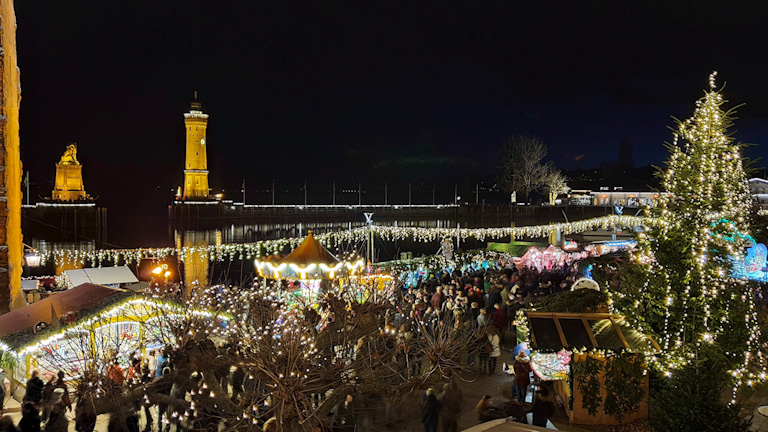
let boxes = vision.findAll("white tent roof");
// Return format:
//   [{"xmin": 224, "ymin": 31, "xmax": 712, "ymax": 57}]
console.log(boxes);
[
  {"xmin": 462, "ymin": 418, "xmax": 551, "ymax": 432},
  {"xmin": 65, "ymin": 266, "xmax": 138, "ymax": 288}
]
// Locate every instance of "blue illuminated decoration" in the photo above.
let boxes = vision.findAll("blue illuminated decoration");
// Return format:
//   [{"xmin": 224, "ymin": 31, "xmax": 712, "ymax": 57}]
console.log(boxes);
[
  {"xmin": 732, "ymin": 243, "xmax": 768, "ymax": 282},
  {"xmin": 584, "ymin": 264, "xmax": 593, "ymax": 279},
  {"xmin": 712, "ymin": 219, "xmax": 768, "ymax": 282},
  {"xmin": 709, "ymin": 218, "xmax": 756, "ymax": 244},
  {"xmin": 601, "ymin": 240, "xmax": 637, "ymax": 249}
]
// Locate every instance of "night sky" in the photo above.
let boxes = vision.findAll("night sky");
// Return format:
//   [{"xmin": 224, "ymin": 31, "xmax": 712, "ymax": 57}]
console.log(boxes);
[{"xmin": 14, "ymin": 1, "xmax": 768, "ymax": 221}]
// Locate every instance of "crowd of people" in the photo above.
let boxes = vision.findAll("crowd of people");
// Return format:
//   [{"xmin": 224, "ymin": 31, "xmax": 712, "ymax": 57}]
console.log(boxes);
[
  {"xmin": 0, "ymin": 348, "xmax": 172, "ymax": 432},
  {"xmin": 392, "ymin": 258, "xmax": 579, "ymax": 375},
  {"xmin": 0, "ymin": 255, "xmax": 578, "ymax": 432}
]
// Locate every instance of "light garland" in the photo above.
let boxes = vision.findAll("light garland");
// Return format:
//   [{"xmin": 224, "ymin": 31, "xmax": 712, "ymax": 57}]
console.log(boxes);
[
  {"xmin": 36, "ymin": 215, "xmax": 653, "ymax": 268},
  {"xmin": 0, "ymin": 297, "xmax": 227, "ymax": 359}
]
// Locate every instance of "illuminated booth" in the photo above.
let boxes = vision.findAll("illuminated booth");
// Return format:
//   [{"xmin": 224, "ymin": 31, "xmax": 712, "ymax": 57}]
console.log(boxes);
[
  {"xmin": 516, "ymin": 310, "xmax": 660, "ymax": 426},
  {"xmin": 254, "ymin": 231, "xmax": 364, "ymax": 298},
  {"xmin": 0, "ymin": 284, "xmax": 221, "ymax": 401}
]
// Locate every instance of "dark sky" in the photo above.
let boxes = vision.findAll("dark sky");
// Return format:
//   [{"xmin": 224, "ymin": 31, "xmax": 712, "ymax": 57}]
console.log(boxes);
[{"xmin": 15, "ymin": 1, "xmax": 768, "ymax": 216}]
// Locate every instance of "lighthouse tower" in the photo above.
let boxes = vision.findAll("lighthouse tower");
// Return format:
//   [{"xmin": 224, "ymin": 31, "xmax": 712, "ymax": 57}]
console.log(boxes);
[{"xmin": 182, "ymin": 92, "xmax": 210, "ymax": 200}]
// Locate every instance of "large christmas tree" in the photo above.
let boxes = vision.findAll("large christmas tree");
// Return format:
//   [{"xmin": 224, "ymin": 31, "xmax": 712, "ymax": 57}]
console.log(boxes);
[{"xmin": 613, "ymin": 73, "xmax": 764, "ymax": 388}]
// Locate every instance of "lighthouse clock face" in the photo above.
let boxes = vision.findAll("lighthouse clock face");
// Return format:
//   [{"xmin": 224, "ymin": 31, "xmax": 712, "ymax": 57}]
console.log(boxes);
[{"xmin": 201, "ymin": 138, "xmax": 206, "ymax": 145}]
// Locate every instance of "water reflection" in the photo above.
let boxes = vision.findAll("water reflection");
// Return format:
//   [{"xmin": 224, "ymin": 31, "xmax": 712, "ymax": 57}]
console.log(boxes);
[
  {"xmin": 25, "ymin": 219, "xmax": 510, "ymax": 285},
  {"xmin": 215, "ymin": 219, "xmax": 461, "ymax": 243}
]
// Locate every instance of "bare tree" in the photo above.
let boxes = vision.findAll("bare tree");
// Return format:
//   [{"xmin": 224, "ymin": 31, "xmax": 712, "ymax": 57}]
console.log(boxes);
[
  {"xmin": 497, "ymin": 135, "xmax": 548, "ymax": 203},
  {"xmin": 541, "ymin": 163, "xmax": 569, "ymax": 205},
  {"xmin": 22, "ymin": 278, "xmax": 476, "ymax": 432}
]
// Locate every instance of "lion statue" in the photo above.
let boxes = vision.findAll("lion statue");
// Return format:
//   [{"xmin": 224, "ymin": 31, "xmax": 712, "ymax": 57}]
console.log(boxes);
[{"xmin": 59, "ymin": 143, "xmax": 79, "ymax": 164}]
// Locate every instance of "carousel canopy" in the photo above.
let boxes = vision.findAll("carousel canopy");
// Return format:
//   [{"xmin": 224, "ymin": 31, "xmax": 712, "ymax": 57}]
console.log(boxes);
[
  {"xmin": 256, "ymin": 230, "xmax": 363, "ymax": 280},
  {"xmin": 278, "ymin": 230, "xmax": 339, "ymax": 266}
]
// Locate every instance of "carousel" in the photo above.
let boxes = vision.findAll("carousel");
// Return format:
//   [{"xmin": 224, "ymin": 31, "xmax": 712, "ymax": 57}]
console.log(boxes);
[{"xmin": 254, "ymin": 231, "xmax": 366, "ymax": 298}]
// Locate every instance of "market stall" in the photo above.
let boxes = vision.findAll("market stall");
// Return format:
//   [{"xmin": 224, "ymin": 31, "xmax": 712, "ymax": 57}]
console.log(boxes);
[
  {"xmin": 0, "ymin": 286, "xmax": 222, "ymax": 401},
  {"xmin": 516, "ymin": 310, "xmax": 660, "ymax": 426}
]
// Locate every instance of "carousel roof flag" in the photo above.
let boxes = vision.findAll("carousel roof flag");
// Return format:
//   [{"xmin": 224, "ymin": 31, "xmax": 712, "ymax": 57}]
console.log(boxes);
[{"xmin": 254, "ymin": 230, "xmax": 364, "ymax": 279}]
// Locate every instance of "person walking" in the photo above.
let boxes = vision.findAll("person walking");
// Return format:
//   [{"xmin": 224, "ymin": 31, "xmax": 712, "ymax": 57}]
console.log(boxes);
[
  {"xmin": 17, "ymin": 402, "xmax": 40, "ymax": 432},
  {"xmin": 40, "ymin": 376, "xmax": 56, "ymax": 421},
  {"xmin": 23, "ymin": 371, "xmax": 44, "ymax": 404},
  {"xmin": 331, "ymin": 394, "xmax": 356, "ymax": 432},
  {"xmin": 485, "ymin": 326, "xmax": 501, "ymax": 374},
  {"xmin": 420, "ymin": 388, "xmax": 441, "ymax": 432},
  {"xmin": 45, "ymin": 389, "xmax": 69, "ymax": 432},
  {"xmin": 438, "ymin": 381, "xmax": 463, "ymax": 432},
  {"xmin": 54, "ymin": 371, "xmax": 72, "ymax": 412},
  {"xmin": 513, "ymin": 352, "xmax": 533, "ymax": 403},
  {"xmin": 477, "ymin": 329, "xmax": 490, "ymax": 374},
  {"xmin": 490, "ymin": 304, "xmax": 507, "ymax": 342}
]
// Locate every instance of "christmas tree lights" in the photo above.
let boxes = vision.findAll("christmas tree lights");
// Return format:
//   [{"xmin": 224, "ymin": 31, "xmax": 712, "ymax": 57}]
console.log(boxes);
[{"xmin": 609, "ymin": 73, "xmax": 764, "ymax": 394}]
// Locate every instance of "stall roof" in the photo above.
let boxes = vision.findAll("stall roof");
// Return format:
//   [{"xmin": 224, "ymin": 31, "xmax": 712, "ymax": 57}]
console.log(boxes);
[
  {"xmin": 524, "ymin": 311, "xmax": 661, "ymax": 353},
  {"xmin": 487, "ymin": 241, "xmax": 547, "ymax": 257},
  {"xmin": 462, "ymin": 419, "xmax": 551, "ymax": 432},
  {"xmin": 0, "ymin": 284, "xmax": 127, "ymax": 338},
  {"xmin": 64, "ymin": 266, "xmax": 138, "ymax": 288}
]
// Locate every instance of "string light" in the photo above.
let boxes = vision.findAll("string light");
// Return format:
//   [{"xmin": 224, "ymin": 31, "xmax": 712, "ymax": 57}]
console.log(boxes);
[{"xmin": 35, "ymin": 215, "xmax": 651, "ymax": 267}]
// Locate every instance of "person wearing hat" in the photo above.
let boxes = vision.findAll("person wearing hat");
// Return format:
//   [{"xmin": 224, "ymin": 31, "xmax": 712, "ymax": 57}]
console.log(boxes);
[
  {"xmin": 45, "ymin": 388, "xmax": 69, "ymax": 432},
  {"xmin": 513, "ymin": 352, "xmax": 533, "ymax": 403}
]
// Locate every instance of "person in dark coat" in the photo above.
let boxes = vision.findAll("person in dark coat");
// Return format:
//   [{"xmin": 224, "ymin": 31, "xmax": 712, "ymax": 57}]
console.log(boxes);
[
  {"xmin": 54, "ymin": 371, "xmax": 71, "ymax": 412},
  {"xmin": 513, "ymin": 352, "xmax": 533, "ymax": 403},
  {"xmin": 0, "ymin": 416, "xmax": 18, "ymax": 432},
  {"xmin": 430, "ymin": 286, "xmax": 446, "ymax": 312},
  {"xmin": 75, "ymin": 391, "xmax": 97, "ymax": 432},
  {"xmin": 490, "ymin": 304, "xmax": 507, "ymax": 341},
  {"xmin": 17, "ymin": 402, "xmax": 40, "ymax": 432},
  {"xmin": 421, "ymin": 388, "xmax": 441, "ymax": 432},
  {"xmin": 331, "ymin": 394, "xmax": 356, "ymax": 432},
  {"xmin": 23, "ymin": 371, "xmax": 44, "ymax": 404},
  {"xmin": 531, "ymin": 383, "xmax": 557, "ymax": 427},
  {"xmin": 438, "ymin": 381, "xmax": 463, "ymax": 432}
]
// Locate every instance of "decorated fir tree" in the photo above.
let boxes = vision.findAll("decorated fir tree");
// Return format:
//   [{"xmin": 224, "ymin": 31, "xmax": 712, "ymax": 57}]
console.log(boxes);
[{"xmin": 612, "ymin": 73, "xmax": 764, "ymax": 388}]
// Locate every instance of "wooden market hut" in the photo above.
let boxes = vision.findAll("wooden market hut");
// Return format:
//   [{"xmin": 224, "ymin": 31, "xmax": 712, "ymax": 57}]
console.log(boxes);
[{"xmin": 521, "ymin": 311, "xmax": 660, "ymax": 426}]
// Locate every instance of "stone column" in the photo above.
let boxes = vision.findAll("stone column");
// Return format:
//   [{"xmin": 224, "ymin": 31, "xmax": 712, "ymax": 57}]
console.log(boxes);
[{"xmin": 0, "ymin": 0, "xmax": 26, "ymax": 313}]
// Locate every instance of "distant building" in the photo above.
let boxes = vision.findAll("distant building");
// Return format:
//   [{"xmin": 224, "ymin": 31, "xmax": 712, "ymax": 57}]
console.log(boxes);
[
  {"xmin": 182, "ymin": 93, "xmax": 210, "ymax": 200},
  {"xmin": 568, "ymin": 189, "xmax": 663, "ymax": 208},
  {"xmin": 748, "ymin": 178, "xmax": 768, "ymax": 209}
]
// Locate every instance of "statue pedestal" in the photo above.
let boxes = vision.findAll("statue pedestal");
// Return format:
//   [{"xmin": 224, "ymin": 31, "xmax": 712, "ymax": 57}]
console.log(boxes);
[{"xmin": 52, "ymin": 163, "xmax": 86, "ymax": 201}]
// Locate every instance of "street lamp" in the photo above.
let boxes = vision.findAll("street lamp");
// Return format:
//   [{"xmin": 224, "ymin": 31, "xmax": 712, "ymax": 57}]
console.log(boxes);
[
  {"xmin": 23, "ymin": 244, "xmax": 41, "ymax": 267},
  {"xmin": 24, "ymin": 252, "xmax": 41, "ymax": 268}
]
